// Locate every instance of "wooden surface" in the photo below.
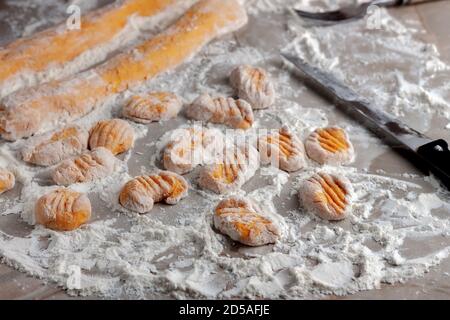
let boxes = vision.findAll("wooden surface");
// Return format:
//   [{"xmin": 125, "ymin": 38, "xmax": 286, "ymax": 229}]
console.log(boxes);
[{"xmin": 1, "ymin": 0, "xmax": 450, "ymax": 300}]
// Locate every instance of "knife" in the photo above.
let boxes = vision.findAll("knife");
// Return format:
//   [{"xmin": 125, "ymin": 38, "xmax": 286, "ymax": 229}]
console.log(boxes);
[{"xmin": 281, "ymin": 52, "xmax": 450, "ymax": 190}]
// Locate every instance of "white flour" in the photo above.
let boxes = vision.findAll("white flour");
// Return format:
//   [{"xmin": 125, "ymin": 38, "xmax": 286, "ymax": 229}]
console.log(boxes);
[{"xmin": 0, "ymin": 0, "xmax": 450, "ymax": 299}]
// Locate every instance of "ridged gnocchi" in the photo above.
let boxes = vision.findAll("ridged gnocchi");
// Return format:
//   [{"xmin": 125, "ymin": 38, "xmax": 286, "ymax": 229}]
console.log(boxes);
[
  {"xmin": 163, "ymin": 127, "xmax": 224, "ymax": 175},
  {"xmin": 119, "ymin": 171, "xmax": 188, "ymax": 213},
  {"xmin": 230, "ymin": 65, "xmax": 275, "ymax": 109},
  {"xmin": 305, "ymin": 127, "xmax": 354, "ymax": 165},
  {"xmin": 199, "ymin": 144, "xmax": 259, "ymax": 194},
  {"xmin": 185, "ymin": 93, "xmax": 254, "ymax": 129},
  {"xmin": 52, "ymin": 147, "xmax": 116, "ymax": 186},
  {"xmin": 35, "ymin": 188, "xmax": 91, "ymax": 231},
  {"xmin": 22, "ymin": 125, "xmax": 88, "ymax": 166},
  {"xmin": 258, "ymin": 126, "xmax": 306, "ymax": 172},
  {"xmin": 214, "ymin": 197, "xmax": 281, "ymax": 246},
  {"xmin": 123, "ymin": 92, "xmax": 182, "ymax": 123},
  {"xmin": 298, "ymin": 172, "xmax": 353, "ymax": 221},
  {"xmin": 89, "ymin": 119, "xmax": 135, "ymax": 155}
]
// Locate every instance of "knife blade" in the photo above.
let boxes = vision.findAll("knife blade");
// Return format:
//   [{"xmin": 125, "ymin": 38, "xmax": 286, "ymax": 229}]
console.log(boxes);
[{"xmin": 281, "ymin": 52, "xmax": 450, "ymax": 190}]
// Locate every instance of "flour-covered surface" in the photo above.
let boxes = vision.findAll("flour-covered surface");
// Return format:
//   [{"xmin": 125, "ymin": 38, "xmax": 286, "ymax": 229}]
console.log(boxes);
[{"xmin": 0, "ymin": 0, "xmax": 450, "ymax": 299}]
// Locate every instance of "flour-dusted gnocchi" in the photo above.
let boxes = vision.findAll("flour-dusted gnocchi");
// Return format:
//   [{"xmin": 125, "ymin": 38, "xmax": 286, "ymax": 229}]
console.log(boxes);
[
  {"xmin": 298, "ymin": 172, "xmax": 353, "ymax": 221},
  {"xmin": 89, "ymin": 119, "xmax": 135, "ymax": 155},
  {"xmin": 258, "ymin": 126, "xmax": 306, "ymax": 172},
  {"xmin": 214, "ymin": 197, "xmax": 281, "ymax": 246},
  {"xmin": 230, "ymin": 65, "xmax": 275, "ymax": 109},
  {"xmin": 22, "ymin": 125, "xmax": 89, "ymax": 166},
  {"xmin": 186, "ymin": 93, "xmax": 254, "ymax": 129},
  {"xmin": 52, "ymin": 147, "xmax": 116, "ymax": 186},
  {"xmin": 123, "ymin": 92, "xmax": 182, "ymax": 123},
  {"xmin": 199, "ymin": 144, "xmax": 259, "ymax": 194},
  {"xmin": 163, "ymin": 126, "xmax": 224, "ymax": 175},
  {"xmin": 35, "ymin": 188, "xmax": 91, "ymax": 231},
  {"xmin": 305, "ymin": 127, "xmax": 354, "ymax": 165},
  {"xmin": 0, "ymin": 168, "xmax": 15, "ymax": 194},
  {"xmin": 119, "ymin": 171, "xmax": 188, "ymax": 214}
]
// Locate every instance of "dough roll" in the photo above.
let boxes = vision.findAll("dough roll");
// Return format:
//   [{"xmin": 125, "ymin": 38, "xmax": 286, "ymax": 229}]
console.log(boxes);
[
  {"xmin": 0, "ymin": 0, "xmax": 248, "ymax": 141},
  {"xmin": 0, "ymin": 0, "xmax": 196, "ymax": 98}
]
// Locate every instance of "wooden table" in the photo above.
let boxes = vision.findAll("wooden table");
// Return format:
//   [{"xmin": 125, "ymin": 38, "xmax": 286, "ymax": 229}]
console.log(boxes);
[{"xmin": 1, "ymin": 0, "xmax": 450, "ymax": 300}]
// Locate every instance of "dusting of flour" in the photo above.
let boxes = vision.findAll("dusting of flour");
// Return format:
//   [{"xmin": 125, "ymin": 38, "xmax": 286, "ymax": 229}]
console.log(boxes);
[{"xmin": 0, "ymin": 0, "xmax": 450, "ymax": 299}]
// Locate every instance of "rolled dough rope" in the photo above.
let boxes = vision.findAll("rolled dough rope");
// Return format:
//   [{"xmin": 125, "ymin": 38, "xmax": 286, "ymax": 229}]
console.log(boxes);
[
  {"xmin": 0, "ymin": 0, "xmax": 248, "ymax": 141},
  {"xmin": 0, "ymin": 0, "xmax": 197, "ymax": 98}
]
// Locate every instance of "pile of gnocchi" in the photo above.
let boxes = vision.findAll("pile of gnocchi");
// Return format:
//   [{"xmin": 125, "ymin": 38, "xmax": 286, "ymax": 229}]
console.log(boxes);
[{"xmin": 1, "ymin": 65, "xmax": 355, "ymax": 248}]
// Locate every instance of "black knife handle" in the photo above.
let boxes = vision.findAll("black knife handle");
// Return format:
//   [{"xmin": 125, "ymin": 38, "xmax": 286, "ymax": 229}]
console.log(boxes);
[
  {"xmin": 417, "ymin": 139, "xmax": 450, "ymax": 189},
  {"xmin": 395, "ymin": 0, "xmax": 440, "ymax": 5},
  {"xmin": 402, "ymin": 0, "xmax": 438, "ymax": 5}
]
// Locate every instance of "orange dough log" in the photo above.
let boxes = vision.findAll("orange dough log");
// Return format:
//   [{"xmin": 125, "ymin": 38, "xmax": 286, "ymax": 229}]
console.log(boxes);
[
  {"xmin": 0, "ymin": 0, "xmax": 248, "ymax": 141},
  {"xmin": 0, "ymin": 0, "xmax": 195, "ymax": 97}
]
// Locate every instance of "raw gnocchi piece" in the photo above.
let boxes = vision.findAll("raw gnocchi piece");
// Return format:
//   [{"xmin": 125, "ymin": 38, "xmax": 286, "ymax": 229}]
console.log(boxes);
[
  {"xmin": 0, "ymin": 168, "xmax": 15, "ymax": 194},
  {"xmin": 35, "ymin": 188, "xmax": 91, "ymax": 231},
  {"xmin": 199, "ymin": 144, "xmax": 259, "ymax": 194},
  {"xmin": 119, "ymin": 171, "xmax": 188, "ymax": 214},
  {"xmin": 298, "ymin": 172, "xmax": 353, "ymax": 221},
  {"xmin": 123, "ymin": 92, "xmax": 182, "ymax": 123},
  {"xmin": 185, "ymin": 93, "xmax": 254, "ymax": 129},
  {"xmin": 305, "ymin": 127, "xmax": 354, "ymax": 165},
  {"xmin": 52, "ymin": 147, "xmax": 116, "ymax": 186},
  {"xmin": 163, "ymin": 127, "xmax": 224, "ymax": 175},
  {"xmin": 22, "ymin": 125, "xmax": 89, "ymax": 166},
  {"xmin": 214, "ymin": 197, "xmax": 280, "ymax": 246},
  {"xmin": 257, "ymin": 126, "xmax": 306, "ymax": 172},
  {"xmin": 230, "ymin": 65, "xmax": 275, "ymax": 109},
  {"xmin": 89, "ymin": 119, "xmax": 135, "ymax": 155}
]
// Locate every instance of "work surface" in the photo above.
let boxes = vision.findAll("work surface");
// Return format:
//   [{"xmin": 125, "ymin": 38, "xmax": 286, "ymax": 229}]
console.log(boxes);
[{"xmin": 0, "ymin": 0, "xmax": 450, "ymax": 300}]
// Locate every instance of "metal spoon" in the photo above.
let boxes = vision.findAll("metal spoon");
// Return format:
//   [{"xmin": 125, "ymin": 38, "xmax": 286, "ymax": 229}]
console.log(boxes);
[{"xmin": 294, "ymin": 0, "xmax": 442, "ymax": 25}]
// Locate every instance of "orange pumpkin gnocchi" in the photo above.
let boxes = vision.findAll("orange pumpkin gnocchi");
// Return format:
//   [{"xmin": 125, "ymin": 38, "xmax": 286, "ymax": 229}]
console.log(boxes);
[
  {"xmin": 186, "ymin": 93, "xmax": 254, "ymax": 129},
  {"xmin": 298, "ymin": 172, "xmax": 353, "ymax": 221},
  {"xmin": 163, "ymin": 127, "xmax": 224, "ymax": 175},
  {"xmin": 214, "ymin": 197, "xmax": 280, "ymax": 246},
  {"xmin": 305, "ymin": 127, "xmax": 354, "ymax": 165},
  {"xmin": 0, "ymin": 168, "xmax": 15, "ymax": 194},
  {"xmin": 35, "ymin": 188, "xmax": 91, "ymax": 231},
  {"xmin": 52, "ymin": 147, "xmax": 116, "ymax": 186},
  {"xmin": 89, "ymin": 119, "xmax": 135, "ymax": 155},
  {"xmin": 22, "ymin": 125, "xmax": 88, "ymax": 166},
  {"xmin": 258, "ymin": 126, "xmax": 306, "ymax": 172},
  {"xmin": 199, "ymin": 144, "xmax": 259, "ymax": 194},
  {"xmin": 123, "ymin": 92, "xmax": 182, "ymax": 123},
  {"xmin": 119, "ymin": 171, "xmax": 188, "ymax": 214},
  {"xmin": 230, "ymin": 65, "xmax": 275, "ymax": 109}
]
